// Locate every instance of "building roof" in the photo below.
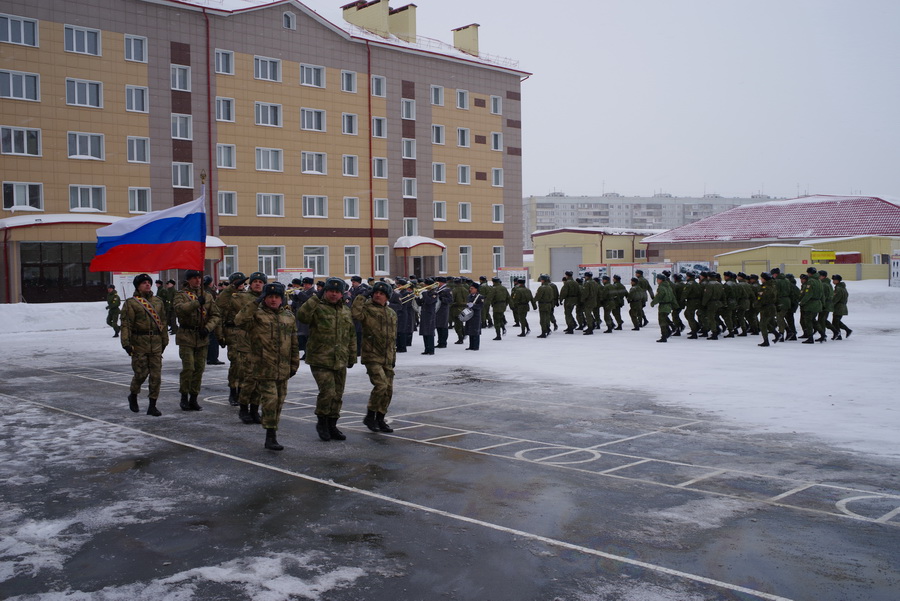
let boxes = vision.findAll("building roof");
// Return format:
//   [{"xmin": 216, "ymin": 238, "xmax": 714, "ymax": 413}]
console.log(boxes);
[
  {"xmin": 642, "ymin": 195, "xmax": 900, "ymax": 244},
  {"xmin": 532, "ymin": 227, "xmax": 666, "ymax": 238}
]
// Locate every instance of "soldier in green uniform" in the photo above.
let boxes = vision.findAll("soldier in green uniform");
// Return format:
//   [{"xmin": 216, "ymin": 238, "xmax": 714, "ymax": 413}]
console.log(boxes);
[
  {"xmin": 770, "ymin": 268, "xmax": 791, "ymax": 342},
  {"xmin": 534, "ymin": 274, "xmax": 555, "ymax": 338},
  {"xmin": 627, "ymin": 277, "xmax": 645, "ymax": 330},
  {"xmin": 549, "ymin": 278, "xmax": 560, "ymax": 331},
  {"xmin": 786, "ymin": 273, "xmax": 801, "ymax": 340},
  {"xmin": 173, "ymin": 269, "xmax": 221, "ymax": 411},
  {"xmin": 105, "ymin": 284, "xmax": 121, "ymax": 337},
  {"xmin": 215, "ymin": 271, "xmax": 251, "ymax": 407},
  {"xmin": 297, "ymin": 277, "xmax": 357, "ymax": 441},
  {"xmin": 490, "ymin": 276, "xmax": 510, "ymax": 340},
  {"xmin": 721, "ymin": 271, "xmax": 739, "ymax": 337},
  {"xmin": 756, "ymin": 272, "xmax": 779, "ymax": 347},
  {"xmin": 736, "ymin": 273, "xmax": 753, "ymax": 336},
  {"xmin": 610, "ymin": 274, "xmax": 627, "ymax": 331},
  {"xmin": 559, "ymin": 271, "xmax": 580, "ymax": 334},
  {"xmin": 650, "ymin": 274, "xmax": 677, "ymax": 342},
  {"xmin": 510, "ymin": 277, "xmax": 536, "ymax": 337},
  {"xmin": 234, "ymin": 281, "xmax": 300, "ymax": 451},
  {"xmin": 635, "ymin": 269, "xmax": 654, "ymax": 327},
  {"xmin": 580, "ymin": 272, "xmax": 601, "ymax": 335},
  {"xmin": 120, "ymin": 273, "xmax": 168, "ymax": 416},
  {"xmin": 818, "ymin": 270, "xmax": 834, "ymax": 341},
  {"xmin": 669, "ymin": 274, "xmax": 685, "ymax": 336},
  {"xmin": 478, "ymin": 276, "xmax": 494, "ymax": 329},
  {"xmin": 747, "ymin": 273, "xmax": 762, "ymax": 335},
  {"xmin": 798, "ymin": 268, "xmax": 825, "ymax": 343},
  {"xmin": 830, "ymin": 274, "xmax": 852, "ymax": 339},
  {"xmin": 158, "ymin": 279, "xmax": 177, "ymax": 333},
  {"xmin": 352, "ymin": 280, "xmax": 398, "ymax": 433},
  {"xmin": 702, "ymin": 271, "xmax": 724, "ymax": 340},
  {"xmin": 682, "ymin": 272, "xmax": 702, "ymax": 338},
  {"xmin": 234, "ymin": 273, "xmax": 268, "ymax": 423}
]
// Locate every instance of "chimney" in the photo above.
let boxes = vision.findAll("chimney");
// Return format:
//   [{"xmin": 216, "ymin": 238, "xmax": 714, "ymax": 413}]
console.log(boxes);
[
  {"xmin": 452, "ymin": 23, "xmax": 479, "ymax": 56},
  {"xmin": 341, "ymin": 0, "xmax": 390, "ymax": 37},
  {"xmin": 388, "ymin": 4, "xmax": 417, "ymax": 43}
]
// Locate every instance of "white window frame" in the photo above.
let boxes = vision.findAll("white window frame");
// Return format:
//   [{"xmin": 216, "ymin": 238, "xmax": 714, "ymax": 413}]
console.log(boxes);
[
  {"xmin": 302, "ymin": 195, "xmax": 328, "ymax": 218},
  {"xmin": 457, "ymin": 127, "xmax": 470, "ymax": 148},
  {"xmin": 259, "ymin": 246, "xmax": 285, "ymax": 277},
  {"xmin": 215, "ymin": 49, "xmax": 234, "ymax": 75},
  {"xmin": 255, "ymin": 102, "xmax": 282, "ymax": 127},
  {"xmin": 303, "ymin": 246, "xmax": 328, "ymax": 277},
  {"xmin": 218, "ymin": 191, "xmax": 237, "ymax": 216},
  {"xmin": 255, "ymin": 147, "xmax": 283, "ymax": 172},
  {"xmin": 456, "ymin": 89, "xmax": 469, "ymax": 110},
  {"xmin": 458, "ymin": 165, "xmax": 471, "ymax": 185},
  {"xmin": 459, "ymin": 245, "xmax": 472, "ymax": 273},
  {"xmin": 342, "ymin": 113, "xmax": 358, "ymax": 135},
  {"xmin": 341, "ymin": 70, "xmax": 357, "ymax": 93},
  {"xmin": 69, "ymin": 185, "xmax": 105, "ymax": 211},
  {"xmin": 491, "ymin": 95, "xmax": 502, "ymax": 115},
  {"xmin": 220, "ymin": 245, "xmax": 238, "ymax": 279},
  {"xmin": 0, "ymin": 14, "xmax": 38, "ymax": 47},
  {"xmin": 432, "ymin": 162, "xmax": 446, "ymax": 183},
  {"xmin": 301, "ymin": 108, "xmax": 326, "ymax": 132},
  {"xmin": 373, "ymin": 155, "xmax": 387, "ymax": 178},
  {"xmin": 301, "ymin": 151, "xmax": 327, "ymax": 175},
  {"xmin": 431, "ymin": 84, "xmax": 444, "ymax": 106},
  {"xmin": 67, "ymin": 131, "xmax": 103, "ymax": 160},
  {"xmin": 401, "ymin": 138, "xmax": 416, "ymax": 159},
  {"xmin": 493, "ymin": 246, "xmax": 505, "ymax": 271},
  {"xmin": 124, "ymin": 35, "xmax": 146, "ymax": 63},
  {"xmin": 492, "ymin": 168, "xmax": 504, "ymax": 187},
  {"xmin": 171, "ymin": 114, "xmax": 192, "ymax": 140},
  {"xmin": 172, "ymin": 163, "xmax": 193, "ymax": 188},
  {"xmin": 402, "ymin": 177, "xmax": 416, "ymax": 199},
  {"xmin": 403, "ymin": 217, "xmax": 418, "ymax": 237},
  {"xmin": 128, "ymin": 187, "xmax": 151, "ymax": 213},
  {"xmin": 343, "ymin": 196, "xmax": 359, "ymax": 219},
  {"xmin": 374, "ymin": 245, "xmax": 389, "ymax": 275},
  {"xmin": 64, "ymin": 24, "xmax": 100, "ymax": 56},
  {"xmin": 491, "ymin": 131, "xmax": 503, "ymax": 151},
  {"xmin": 216, "ymin": 97, "xmax": 234, "ymax": 122},
  {"xmin": 342, "ymin": 155, "xmax": 358, "ymax": 177},
  {"xmin": 256, "ymin": 193, "xmax": 284, "ymax": 217},
  {"xmin": 458, "ymin": 202, "xmax": 471, "ymax": 222},
  {"xmin": 401, "ymin": 98, "xmax": 415, "ymax": 120},
  {"xmin": 344, "ymin": 245, "xmax": 360, "ymax": 276},
  {"xmin": 254, "ymin": 56, "xmax": 281, "ymax": 82},
  {"xmin": 170, "ymin": 65, "xmax": 190, "ymax": 91},
  {"xmin": 373, "ymin": 198, "xmax": 388, "ymax": 220},
  {"xmin": 126, "ymin": 85, "xmax": 148, "ymax": 112},
  {"xmin": 1, "ymin": 70, "xmax": 39, "ymax": 101},
  {"xmin": 2, "ymin": 182, "xmax": 42, "ymax": 210},
  {"xmin": 372, "ymin": 116, "xmax": 386, "ymax": 138},
  {"xmin": 1, "ymin": 126, "xmax": 41, "ymax": 156},
  {"xmin": 66, "ymin": 78, "xmax": 102, "ymax": 108},
  {"xmin": 433, "ymin": 200, "xmax": 446, "ymax": 221},
  {"xmin": 492, "ymin": 203, "xmax": 505, "ymax": 223},
  {"xmin": 300, "ymin": 64, "xmax": 325, "ymax": 88},
  {"xmin": 283, "ymin": 11, "xmax": 296, "ymax": 30},
  {"xmin": 127, "ymin": 136, "xmax": 149, "ymax": 163},
  {"xmin": 432, "ymin": 124, "xmax": 444, "ymax": 145},
  {"xmin": 371, "ymin": 75, "xmax": 386, "ymax": 97},
  {"xmin": 438, "ymin": 248, "xmax": 447, "ymax": 274},
  {"xmin": 634, "ymin": 248, "xmax": 647, "ymax": 259},
  {"xmin": 606, "ymin": 249, "xmax": 625, "ymax": 260},
  {"xmin": 217, "ymin": 143, "xmax": 236, "ymax": 169}
]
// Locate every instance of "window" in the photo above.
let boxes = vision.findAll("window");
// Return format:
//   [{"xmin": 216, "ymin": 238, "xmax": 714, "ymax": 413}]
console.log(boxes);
[
  {"xmin": 67, "ymin": 132, "xmax": 103, "ymax": 160},
  {"xmin": 432, "ymin": 124, "xmax": 444, "ymax": 145},
  {"xmin": 65, "ymin": 25, "xmax": 100, "ymax": 56},
  {"xmin": 374, "ymin": 245, "xmax": 389, "ymax": 274},
  {"xmin": 66, "ymin": 78, "xmax": 102, "ymax": 107},
  {"xmin": 300, "ymin": 64, "xmax": 325, "ymax": 88},
  {"xmin": 342, "ymin": 155, "xmax": 358, "ymax": 177},
  {"xmin": 283, "ymin": 11, "xmax": 296, "ymax": 29},
  {"xmin": 170, "ymin": 65, "xmax": 190, "ymax": 91},
  {"xmin": 458, "ymin": 202, "xmax": 471, "ymax": 222},
  {"xmin": 216, "ymin": 97, "xmax": 234, "ymax": 121},
  {"xmin": 301, "ymin": 108, "xmax": 326, "ymax": 131},
  {"xmin": 218, "ymin": 191, "xmax": 237, "ymax": 216},
  {"xmin": 606, "ymin": 249, "xmax": 625, "ymax": 260},
  {"xmin": 432, "ymin": 163, "xmax": 446, "ymax": 183},
  {"xmin": 433, "ymin": 201, "xmax": 446, "ymax": 221},
  {"xmin": 172, "ymin": 163, "xmax": 192, "ymax": 188},
  {"xmin": 374, "ymin": 198, "xmax": 388, "ymax": 220},
  {"xmin": 344, "ymin": 197, "xmax": 359, "ymax": 219},
  {"xmin": 259, "ymin": 246, "xmax": 285, "ymax": 276},
  {"xmin": 634, "ymin": 248, "xmax": 647, "ymax": 259},
  {"xmin": 342, "ymin": 113, "xmax": 358, "ymax": 135},
  {"xmin": 371, "ymin": 75, "xmax": 386, "ymax": 97},
  {"xmin": 492, "ymin": 204, "xmax": 505, "ymax": 223},
  {"xmin": 492, "ymin": 168, "xmax": 504, "ymax": 187},
  {"xmin": 456, "ymin": 89, "xmax": 469, "ymax": 109},
  {"xmin": 124, "ymin": 35, "xmax": 146, "ymax": 62},
  {"xmin": 491, "ymin": 95, "xmax": 502, "ymax": 115},
  {"xmin": 257, "ymin": 193, "xmax": 284, "ymax": 217},
  {"xmin": 126, "ymin": 85, "xmax": 148, "ymax": 112},
  {"xmin": 1, "ymin": 70, "xmax": 39, "ymax": 101},
  {"xmin": 344, "ymin": 246, "xmax": 360, "ymax": 275},
  {"xmin": 1, "ymin": 126, "xmax": 40, "ymax": 156},
  {"xmin": 431, "ymin": 85, "xmax": 444, "ymax": 106},
  {"xmin": 215, "ymin": 49, "xmax": 234, "ymax": 75},
  {"xmin": 458, "ymin": 165, "xmax": 470, "ymax": 185},
  {"xmin": 171, "ymin": 114, "xmax": 192, "ymax": 140},
  {"xmin": 301, "ymin": 151, "xmax": 327, "ymax": 174},
  {"xmin": 372, "ymin": 117, "xmax": 386, "ymax": 138},
  {"xmin": 129, "ymin": 187, "xmax": 151, "ymax": 213},
  {"xmin": 401, "ymin": 98, "xmax": 415, "ymax": 120},
  {"xmin": 438, "ymin": 248, "xmax": 447, "ymax": 273},
  {"xmin": 255, "ymin": 57, "xmax": 281, "ymax": 82},
  {"xmin": 459, "ymin": 246, "xmax": 472, "ymax": 272},
  {"xmin": 255, "ymin": 102, "xmax": 282, "ymax": 127},
  {"xmin": 0, "ymin": 14, "xmax": 38, "ymax": 47},
  {"xmin": 493, "ymin": 246, "xmax": 504, "ymax": 271},
  {"xmin": 457, "ymin": 128, "xmax": 470, "ymax": 147},
  {"xmin": 303, "ymin": 246, "xmax": 327, "ymax": 276},
  {"xmin": 256, "ymin": 147, "xmax": 283, "ymax": 172},
  {"xmin": 303, "ymin": 195, "xmax": 327, "ymax": 217},
  {"xmin": 341, "ymin": 70, "xmax": 357, "ymax": 93},
  {"xmin": 127, "ymin": 137, "xmax": 149, "ymax": 163},
  {"xmin": 217, "ymin": 144, "xmax": 236, "ymax": 168},
  {"xmin": 401, "ymin": 138, "xmax": 416, "ymax": 159},
  {"xmin": 402, "ymin": 178, "xmax": 416, "ymax": 198},
  {"xmin": 220, "ymin": 246, "xmax": 238, "ymax": 279},
  {"xmin": 69, "ymin": 185, "xmax": 105, "ymax": 211},
  {"xmin": 403, "ymin": 217, "xmax": 418, "ymax": 237},
  {"xmin": 491, "ymin": 132, "xmax": 503, "ymax": 151},
  {"xmin": 3, "ymin": 182, "xmax": 42, "ymax": 210}
]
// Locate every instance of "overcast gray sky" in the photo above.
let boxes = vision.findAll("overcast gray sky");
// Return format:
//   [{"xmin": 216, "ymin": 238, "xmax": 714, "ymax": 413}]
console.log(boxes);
[{"xmin": 305, "ymin": 0, "xmax": 900, "ymax": 199}]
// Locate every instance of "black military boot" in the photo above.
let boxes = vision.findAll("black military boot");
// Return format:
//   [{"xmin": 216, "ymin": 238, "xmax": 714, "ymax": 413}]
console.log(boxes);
[
  {"xmin": 228, "ymin": 387, "xmax": 239, "ymax": 406},
  {"xmin": 264, "ymin": 428, "xmax": 284, "ymax": 451},
  {"xmin": 363, "ymin": 410, "xmax": 379, "ymax": 432},
  {"xmin": 147, "ymin": 399, "xmax": 161, "ymax": 416},
  {"xmin": 582, "ymin": 327, "xmax": 594, "ymax": 335},
  {"xmin": 188, "ymin": 393, "xmax": 202, "ymax": 411},
  {"xmin": 250, "ymin": 404, "xmax": 262, "ymax": 424},
  {"xmin": 375, "ymin": 412, "xmax": 394, "ymax": 433},
  {"xmin": 517, "ymin": 326, "xmax": 527, "ymax": 337},
  {"xmin": 316, "ymin": 416, "xmax": 331, "ymax": 441},
  {"xmin": 239, "ymin": 404, "xmax": 254, "ymax": 424},
  {"xmin": 128, "ymin": 393, "xmax": 139, "ymax": 413},
  {"xmin": 180, "ymin": 393, "xmax": 191, "ymax": 411},
  {"xmin": 758, "ymin": 337, "xmax": 770, "ymax": 347},
  {"xmin": 687, "ymin": 331, "xmax": 698, "ymax": 339},
  {"xmin": 328, "ymin": 417, "xmax": 346, "ymax": 441},
  {"xmin": 537, "ymin": 331, "xmax": 548, "ymax": 338}
]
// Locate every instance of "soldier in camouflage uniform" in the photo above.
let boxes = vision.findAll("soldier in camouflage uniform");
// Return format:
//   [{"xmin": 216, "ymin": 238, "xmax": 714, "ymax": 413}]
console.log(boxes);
[
  {"xmin": 173, "ymin": 269, "xmax": 221, "ymax": 411},
  {"xmin": 234, "ymin": 282, "xmax": 300, "ymax": 451},
  {"xmin": 106, "ymin": 284, "xmax": 121, "ymax": 337},
  {"xmin": 215, "ymin": 271, "xmax": 251, "ymax": 408},
  {"xmin": 490, "ymin": 276, "xmax": 510, "ymax": 340},
  {"xmin": 297, "ymin": 277, "xmax": 357, "ymax": 441},
  {"xmin": 120, "ymin": 273, "xmax": 168, "ymax": 416},
  {"xmin": 353, "ymin": 280, "xmax": 398, "ymax": 433}
]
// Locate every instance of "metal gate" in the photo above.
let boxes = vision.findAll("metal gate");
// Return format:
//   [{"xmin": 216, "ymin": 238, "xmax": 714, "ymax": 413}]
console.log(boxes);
[{"xmin": 550, "ymin": 247, "xmax": 583, "ymax": 281}]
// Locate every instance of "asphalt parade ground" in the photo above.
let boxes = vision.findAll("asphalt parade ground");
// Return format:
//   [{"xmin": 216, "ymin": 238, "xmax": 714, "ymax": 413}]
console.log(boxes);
[{"xmin": 1, "ymin": 342, "xmax": 898, "ymax": 600}]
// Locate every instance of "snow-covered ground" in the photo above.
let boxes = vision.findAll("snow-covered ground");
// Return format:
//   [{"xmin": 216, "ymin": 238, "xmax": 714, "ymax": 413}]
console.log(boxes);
[{"xmin": 1, "ymin": 279, "xmax": 898, "ymax": 459}]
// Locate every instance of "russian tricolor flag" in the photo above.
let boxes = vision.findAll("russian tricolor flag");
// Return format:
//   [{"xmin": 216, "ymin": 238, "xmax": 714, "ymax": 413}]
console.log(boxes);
[{"xmin": 90, "ymin": 192, "xmax": 207, "ymax": 273}]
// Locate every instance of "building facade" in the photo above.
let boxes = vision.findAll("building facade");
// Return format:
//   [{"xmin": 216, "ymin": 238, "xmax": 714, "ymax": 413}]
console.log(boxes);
[{"xmin": 0, "ymin": 0, "xmax": 527, "ymax": 302}]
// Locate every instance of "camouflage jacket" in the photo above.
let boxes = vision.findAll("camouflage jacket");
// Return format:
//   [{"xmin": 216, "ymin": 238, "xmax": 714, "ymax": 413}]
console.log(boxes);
[
  {"xmin": 216, "ymin": 286, "xmax": 256, "ymax": 352},
  {"xmin": 296, "ymin": 295, "xmax": 357, "ymax": 370},
  {"xmin": 121, "ymin": 291, "xmax": 168, "ymax": 354},
  {"xmin": 234, "ymin": 300, "xmax": 299, "ymax": 380},
  {"xmin": 173, "ymin": 285, "xmax": 221, "ymax": 347},
  {"xmin": 351, "ymin": 295, "xmax": 397, "ymax": 367}
]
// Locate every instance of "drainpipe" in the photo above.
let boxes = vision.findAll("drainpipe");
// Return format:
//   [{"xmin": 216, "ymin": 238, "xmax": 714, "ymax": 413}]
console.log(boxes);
[
  {"xmin": 203, "ymin": 8, "xmax": 214, "ymax": 227},
  {"xmin": 366, "ymin": 40, "xmax": 375, "ymax": 276},
  {"xmin": 3, "ymin": 227, "xmax": 10, "ymax": 303}
]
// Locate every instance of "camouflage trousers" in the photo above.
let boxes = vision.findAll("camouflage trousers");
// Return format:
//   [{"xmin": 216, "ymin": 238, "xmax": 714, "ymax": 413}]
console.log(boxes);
[
  {"xmin": 226, "ymin": 346, "xmax": 249, "ymax": 389},
  {"xmin": 178, "ymin": 344, "xmax": 207, "ymax": 395},
  {"xmin": 311, "ymin": 366, "xmax": 347, "ymax": 419},
  {"xmin": 238, "ymin": 376, "xmax": 261, "ymax": 407},
  {"xmin": 365, "ymin": 362, "xmax": 395, "ymax": 414},
  {"xmin": 130, "ymin": 351, "xmax": 162, "ymax": 399},
  {"xmin": 256, "ymin": 379, "xmax": 288, "ymax": 430}
]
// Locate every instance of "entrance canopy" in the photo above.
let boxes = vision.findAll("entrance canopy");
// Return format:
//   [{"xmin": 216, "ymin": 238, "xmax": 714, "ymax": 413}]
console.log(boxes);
[{"xmin": 393, "ymin": 235, "xmax": 446, "ymax": 257}]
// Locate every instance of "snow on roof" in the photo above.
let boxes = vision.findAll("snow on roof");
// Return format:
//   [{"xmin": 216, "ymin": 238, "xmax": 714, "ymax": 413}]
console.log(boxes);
[
  {"xmin": 394, "ymin": 235, "xmax": 446, "ymax": 250},
  {"xmin": 798, "ymin": 234, "xmax": 900, "ymax": 245},
  {"xmin": 714, "ymin": 243, "xmax": 810, "ymax": 258},
  {"xmin": 643, "ymin": 195, "xmax": 900, "ymax": 244},
  {"xmin": 0, "ymin": 213, "xmax": 121, "ymax": 229},
  {"xmin": 532, "ymin": 227, "xmax": 667, "ymax": 238}
]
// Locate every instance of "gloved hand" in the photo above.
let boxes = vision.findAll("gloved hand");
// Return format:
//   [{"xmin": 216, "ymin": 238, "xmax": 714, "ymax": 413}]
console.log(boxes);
[
  {"xmin": 466, "ymin": 302, "xmax": 473, "ymax": 308},
  {"xmin": 219, "ymin": 339, "xmax": 227, "ymax": 348},
  {"xmin": 289, "ymin": 370, "xmax": 297, "ymax": 378},
  {"xmin": 124, "ymin": 345, "xmax": 133, "ymax": 356},
  {"xmin": 199, "ymin": 327, "xmax": 209, "ymax": 337},
  {"xmin": 198, "ymin": 295, "xmax": 206, "ymax": 306},
  {"xmin": 346, "ymin": 360, "xmax": 354, "ymax": 369}
]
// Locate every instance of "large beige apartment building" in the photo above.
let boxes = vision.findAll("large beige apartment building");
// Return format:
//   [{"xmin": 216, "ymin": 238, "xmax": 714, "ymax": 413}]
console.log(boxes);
[{"xmin": 0, "ymin": 0, "xmax": 528, "ymax": 302}]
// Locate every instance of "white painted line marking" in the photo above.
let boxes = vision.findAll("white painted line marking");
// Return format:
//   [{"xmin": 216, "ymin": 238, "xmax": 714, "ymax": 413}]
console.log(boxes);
[
  {"xmin": 600, "ymin": 458, "xmax": 652, "ymax": 474},
  {"xmin": 589, "ymin": 431, "xmax": 661, "ymax": 448},
  {"xmin": 472, "ymin": 440, "xmax": 524, "ymax": 452},
  {"xmin": 422, "ymin": 432, "xmax": 469, "ymax": 443},
  {"xmin": 876, "ymin": 505, "xmax": 900, "ymax": 524},
  {"xmin": 676, "ymin": 469, "xmax": 727, "ymax": 488},
  {"xmin": 769, "ymin": 484, "xmax": 815, "ymax": 502}
]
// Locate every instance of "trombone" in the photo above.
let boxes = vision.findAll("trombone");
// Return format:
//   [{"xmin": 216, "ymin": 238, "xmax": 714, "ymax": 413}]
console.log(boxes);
[{"xmin": 400, "ymin": 281, "xmax": 439, "ymax": 303}]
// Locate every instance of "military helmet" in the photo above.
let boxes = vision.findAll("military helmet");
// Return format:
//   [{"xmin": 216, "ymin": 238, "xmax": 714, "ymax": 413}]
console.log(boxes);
[
  {"xmin": 372, "ymin": 281, "xmax": 392, "ymax": 297},
  {"xmin": 229, "ymin": 271, "xmax": 248, "ymax": 286},
  {"xmin": 323, "ymin": 277, "xmax": 346, "ymax": 293},
  {"xmin": 248, "ymin": 271, "xmax": 267, "ymax": 284},
  {"xmin": 133, "ymin": 273, "xmax": 153, "ymax": 288}
]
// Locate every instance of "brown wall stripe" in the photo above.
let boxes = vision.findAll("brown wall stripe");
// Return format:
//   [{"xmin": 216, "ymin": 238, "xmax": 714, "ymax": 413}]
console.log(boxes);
[{"xmin": 220, "ymin": 226, "xmax": 391, "ymax": 238}]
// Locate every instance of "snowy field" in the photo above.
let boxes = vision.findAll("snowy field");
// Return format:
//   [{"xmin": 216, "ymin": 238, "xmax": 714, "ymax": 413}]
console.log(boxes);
[{"xmin": 1, "ymin": 279, "xmax": 898, "ymax": 459}]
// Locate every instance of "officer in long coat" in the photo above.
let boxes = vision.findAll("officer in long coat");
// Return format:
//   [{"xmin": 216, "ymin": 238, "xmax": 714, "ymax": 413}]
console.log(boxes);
[
  {"xmin": 434, "ymin": 277, "xmax": 453, "ymax": 348},
  {"xmin": 417, "ymin": 278, "xmax": 438, "ymax": 354},
  {"xmin": 121, "ymin": 273, "xmax": 168, "ymax": 416}
]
